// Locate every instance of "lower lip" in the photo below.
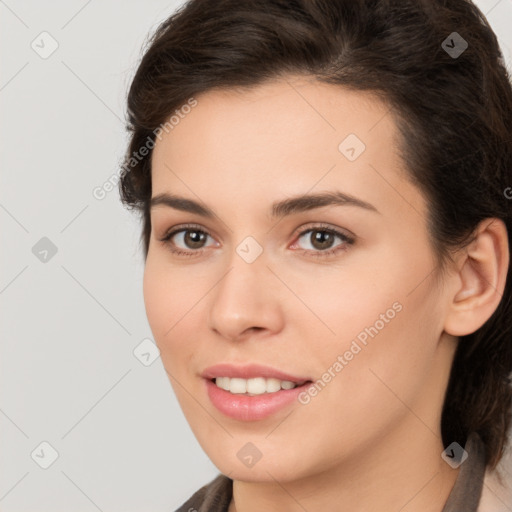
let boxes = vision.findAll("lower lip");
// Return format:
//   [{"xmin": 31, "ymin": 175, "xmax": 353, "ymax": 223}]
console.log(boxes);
[{"xmin": 205, "ymin": 379, "xmax": 311, "ymax": 421}]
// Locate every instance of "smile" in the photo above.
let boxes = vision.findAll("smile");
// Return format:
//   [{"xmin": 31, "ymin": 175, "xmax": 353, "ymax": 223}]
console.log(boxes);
[{"xmin": 213, "ymin": 376, "xmax": 308, "ymax": 395}]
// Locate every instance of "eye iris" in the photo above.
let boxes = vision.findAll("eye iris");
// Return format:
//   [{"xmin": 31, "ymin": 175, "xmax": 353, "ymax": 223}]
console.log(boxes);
[
  {"xmin": 185, "ymin": 230, "xmax": 206, "ymax": 249},
  {"xmin": 311, "ymin": 230, "xmax": 334, "ymax": 250}
]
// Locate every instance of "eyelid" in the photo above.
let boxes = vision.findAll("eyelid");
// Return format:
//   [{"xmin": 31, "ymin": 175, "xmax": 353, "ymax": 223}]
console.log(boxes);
[
  {"xmin": 159, "ymin": 221, "xmax": 355, "ymax": 257},
  {"xmin": 160, "ymin": 223, "xmax": 219, "ymax": 245},
  {"xmin": 160, "ymin": 222, "xmax": 353, "ymax": 244},
  {"xmin": 290, "ymin": 221, "xmax": 355, "ymax": 243}
]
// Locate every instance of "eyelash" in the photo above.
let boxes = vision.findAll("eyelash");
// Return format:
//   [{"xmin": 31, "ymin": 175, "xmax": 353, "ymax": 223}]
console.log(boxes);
[{"xmin": 158, "ymin": 222, "xmax": 355, "ymax": 259}]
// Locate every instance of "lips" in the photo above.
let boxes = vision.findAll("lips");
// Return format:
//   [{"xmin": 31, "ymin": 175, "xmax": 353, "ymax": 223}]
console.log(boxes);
[
  {"xmin": 201, "ymin": 363, "xmax": 311, "ymax": 383},
  {"xmin": 201, "ymin": 363, "xmax": 313, "ymax": 421}
]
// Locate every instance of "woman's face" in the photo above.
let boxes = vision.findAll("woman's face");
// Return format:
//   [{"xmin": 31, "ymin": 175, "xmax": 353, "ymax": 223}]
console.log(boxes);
[{"xmin": 145, "ymin": 77, "xmax": 457, "ymax": 482}]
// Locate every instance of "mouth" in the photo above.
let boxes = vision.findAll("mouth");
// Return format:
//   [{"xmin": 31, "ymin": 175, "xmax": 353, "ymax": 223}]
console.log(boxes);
[
  {"xmin": 210, "ymin": 376, "xmax": 311, "ymax": 396},
  {"xmin": 202, "ymin": 364, "xmax": 314, "ymax": 421}
]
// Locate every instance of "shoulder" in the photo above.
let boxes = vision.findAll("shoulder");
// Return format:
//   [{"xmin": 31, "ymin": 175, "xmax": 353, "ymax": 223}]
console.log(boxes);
[{"xmin": 175, "ymin": 474, "xmax": 233, "ymax": 512}]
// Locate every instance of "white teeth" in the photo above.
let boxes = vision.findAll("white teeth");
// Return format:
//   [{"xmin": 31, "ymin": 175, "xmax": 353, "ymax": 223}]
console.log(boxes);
[
  {"xmin": 216, "ymin": 377, "xmax": 231, "ymax": 391},
  {"xmin": 229, "ymin": 378, "xmax": 247, "ymax": 394},
  {"xmin": 266, "ymin": 378, "xmax": 281, "ymax": 393},
  {"xmin": 214, "ymin": 377, "xmax": 302, "ymax": 395},
  {"xmin": 246, "ymin": 377, "xmax": 266, "ymax": 394}
]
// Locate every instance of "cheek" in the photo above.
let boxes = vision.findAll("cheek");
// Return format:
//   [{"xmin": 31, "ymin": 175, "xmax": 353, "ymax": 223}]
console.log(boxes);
[
  {"xmin": 277, "ymin": 249, "xmax": 404, "ymax": 360},
  {"xmin": 143, "ymin": 260, "xmax": 204, "ymax": 411},
  {"xmin": 143, "ymin": 260, "xmax": 170, "ymax": 340},
  {"xmin": 295, "ymin": 243, "xmax": 442, "ymax": 398},
  {"xmin": 142, "ymin": 256, "xmax": 202, "ymax": 355}
]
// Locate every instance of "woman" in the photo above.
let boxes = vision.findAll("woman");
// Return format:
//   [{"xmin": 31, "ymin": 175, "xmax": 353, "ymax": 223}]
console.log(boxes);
[{"xmin": 118, "ymin": 0, "xmax": 512, "ymax": 510}]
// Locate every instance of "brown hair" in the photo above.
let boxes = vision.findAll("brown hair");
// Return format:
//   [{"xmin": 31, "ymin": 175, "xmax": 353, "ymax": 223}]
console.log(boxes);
[{"xmin": 119, "ymin": 0, "xmax": 512, "ymax": 473}]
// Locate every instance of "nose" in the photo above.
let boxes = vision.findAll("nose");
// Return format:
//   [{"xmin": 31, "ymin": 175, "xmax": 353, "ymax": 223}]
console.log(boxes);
[{"xmin": 207, "ymin": 249, "xmax": 285, "ymax": 342}]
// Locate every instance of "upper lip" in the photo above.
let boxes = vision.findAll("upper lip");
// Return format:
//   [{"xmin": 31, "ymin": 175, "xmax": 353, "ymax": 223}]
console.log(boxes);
[{"xmin": 201, "ymin": 363, "xmax": 312, "ymax": 383}]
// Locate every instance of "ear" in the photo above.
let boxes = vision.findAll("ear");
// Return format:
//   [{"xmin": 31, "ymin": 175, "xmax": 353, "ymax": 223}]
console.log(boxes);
[{"xmin": 443, "ymin": 218, "xmax": 509, "ymax": 337}]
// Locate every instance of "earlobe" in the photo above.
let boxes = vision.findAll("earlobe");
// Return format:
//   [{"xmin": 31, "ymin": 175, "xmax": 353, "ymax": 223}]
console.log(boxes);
[{"xmin": 444, "ymin": 219, "xmax": 509, "ymax": 337}]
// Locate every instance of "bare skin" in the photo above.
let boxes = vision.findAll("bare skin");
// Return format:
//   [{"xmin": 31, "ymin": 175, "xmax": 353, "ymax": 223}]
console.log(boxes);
[{"xmin": 144, "ymin": 76, "xmax": 509, "ymax": 512}]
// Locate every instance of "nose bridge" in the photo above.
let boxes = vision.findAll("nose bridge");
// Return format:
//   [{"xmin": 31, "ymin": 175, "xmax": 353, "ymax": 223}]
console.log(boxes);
[{"xmin": 207, "ymin": 239, "xmax": 283, "ymax": 340}]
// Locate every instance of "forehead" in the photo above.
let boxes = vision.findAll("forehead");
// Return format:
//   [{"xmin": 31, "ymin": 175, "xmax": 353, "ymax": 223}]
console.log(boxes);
[
  {"xmin": 161, "ymin": 77, "xmax": 395, "ymax": 143},
  {"xmin": 152, "ymin": 77, "xmax": 397, "ymax": 171},
  {"xmin": 150, "ymin": 77, "xmax": 425, "ymax": 222}
]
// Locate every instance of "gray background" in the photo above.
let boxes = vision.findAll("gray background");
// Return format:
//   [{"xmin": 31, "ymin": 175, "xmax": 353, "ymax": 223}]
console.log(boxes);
[{"xmin": 1, "ymin": 1, "xmax": 511, "ymax": 510}]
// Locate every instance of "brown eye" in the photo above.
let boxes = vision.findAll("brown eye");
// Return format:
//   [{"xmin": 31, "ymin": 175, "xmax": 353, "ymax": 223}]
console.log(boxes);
[
  {"xmin": 295, "ymin": 228, "xmax": 352, "ymax": 252},
  {"xmin": 308, "ymin": 230, "xmax": 337, "ymax": 250},
  {"xmin": 181, "ymin": 230, "xmax": 208, "ymax": 249},
  {"xmin": 160, "ymin": 225, "xmax": 217, "ymax": 256},
  {"xmin": 289, "ymin": 223, "xmax": 355, "ymax": 259}
]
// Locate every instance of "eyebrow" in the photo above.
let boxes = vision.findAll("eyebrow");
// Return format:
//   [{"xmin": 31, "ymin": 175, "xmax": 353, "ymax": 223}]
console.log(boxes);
[{"xmin": 150, "ymin": 191, "xmax": 379, "ymax": 218}]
